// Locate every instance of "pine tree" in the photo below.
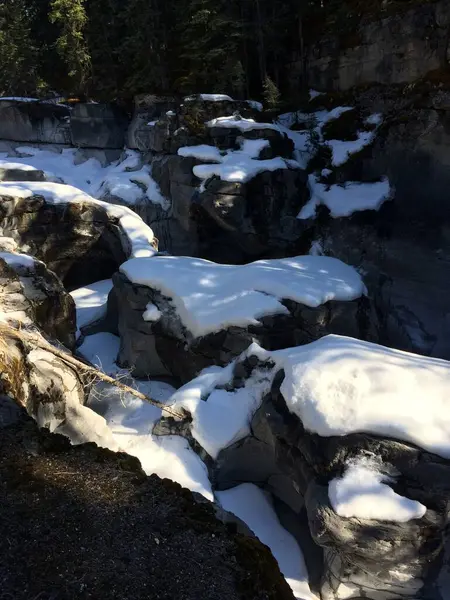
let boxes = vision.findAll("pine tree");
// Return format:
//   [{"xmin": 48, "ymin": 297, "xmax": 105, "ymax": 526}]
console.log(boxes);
[
  {"xmin": 49, "ymin": 0, "xmax": 91, "ymax": 94},
  {"xmin": 0, "ymin": 0, "xmax": 40, "ymax": 96},
  {"xmin": 263, "ymin": 75, "xmax": 281, "ymax": 109}
]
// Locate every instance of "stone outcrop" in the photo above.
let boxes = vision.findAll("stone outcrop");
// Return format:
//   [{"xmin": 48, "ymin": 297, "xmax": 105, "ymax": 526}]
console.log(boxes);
[
  {"xmin": 0, "ymin": 183, "xmax": 156, "ymax": 290},
  {"xmin": 70, "ymin": 103, "xmax": 130, "ymax": 149},
  {"xmin": 0, "ymin": 99, "xmax": 71, "ymax": 144},
  {"xmin": 172, "ymin": 347, "xmax": 450, "ymax": 600},
  {"xmin": 111, "ymin": 268, "xmax": 375, "ymax": 382},
  {"xmin": 302, "ymin": 0, "xmax": 450, "ymax": 91},
  {"xmin": 0, "ymin": 249, "xmax": 76, "ymax": 348}
]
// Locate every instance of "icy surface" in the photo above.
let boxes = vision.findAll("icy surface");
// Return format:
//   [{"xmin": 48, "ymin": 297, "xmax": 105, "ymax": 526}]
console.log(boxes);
[
  {"xmin": 329, "ymin": 457, "xmax": 427, "ymax": 522},
  {"xmin": 217, "ymin": 484, "xmax": 315, "ymax": 600},
  {"xmin": 120, "ymin": 255, "xmax": 365, "ymax": 338},
  {"xmin": 0, "ymin": 251, "xmax": 37, "ymax": 269},
  {"xmin": 0, "ymin": 148, "xmax": 168, "ymax": 208},
  {"xmin": 0, "ymin": 181, "xmax": 156, "ymax": 258},
  {"xmin": 70, "ymin": 279, "xmax": 113, "ymax": 333},
  {"xmin": 299, "ymin": 175, "xmax": 391, "ymax": 219}
]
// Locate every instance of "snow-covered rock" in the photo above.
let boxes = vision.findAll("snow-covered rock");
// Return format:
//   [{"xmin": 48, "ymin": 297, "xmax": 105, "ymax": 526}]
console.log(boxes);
[
  {"xmin": 168, "ymin": 335, "xmax": 450, "ymax": 599},
  {"xmin": 112, "ymin": 254, "xmax": 375, "ymax": 381}
]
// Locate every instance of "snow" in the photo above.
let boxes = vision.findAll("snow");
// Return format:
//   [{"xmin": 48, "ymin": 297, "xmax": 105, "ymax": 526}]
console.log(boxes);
[
  {"xmin": 298, "ymin": 175, "xmax": 391, "ymax": 219},
  {"xmin": 272, "ymin": 335, "xmax": 450, "ymax": 459},
  {"xmin": 0, "ymin": 161, "xmax": 38, "ymax": 172},
  {"xmin": 88, "ymin": 380, "xmax": 213, "ymax": 501},
  {"xmin": 329, "ymin": 456, "xmax": 427, "ymax": 522},
  {"xmin": 366, "ymin": 113, "xmax": 383, "ymax": 126},
  {"xmin": 0, "ymin": 147, "xmax": 168, "ymax": 208},
  {"xmin": 217, "ymin": 484, "xmax": 315, "ymax": 600},
  {"xmin": 327, "ymin": 130, "xmax": 376, "ymax": 167},
  {"xmin": 206, "ymin": 115, "xmax": 279, "ymax": 132},
  {"xmin": 170, "ymin": 365, "xmax": 273, "ymax": 459},
  {"xmin": 309, "ymin": 89, "xmax": 324, "ymax": 100},
  {"xmin": 147, "ymin": 120, "xmax": 158, "ymax": 126},
  {"xmin": 0, "ymin": 251, "xmax": 37, "ymax": 269},
  {"xmin": 193, "ymin": 155, "xmax": 289, "ymax": 184},
  {"xmin": 143, "ymin": 302, "xmax": 162, "ymax": 322},
  {"xmin": 178, "ymin": 145, "xmax": 222, "ymax": 162},
  {"xmin": 185, "ymin": 94, "xmax": 233, "ymax": 102},
  {"xmin": 187, "ymin": 137, "xmax": 288, "ymax": 184},
  {"xmin": 70, "ymin": 279, "xmax": 113, "ymax": 332},
  {"xmin": 78, "ymin": 332, "xmax": 121, "ymax": 377},
  {"xmin": 247, "ymin": 100, "xmax": 263, "ymax": 111},
  {"xmin": 0, "ymin": 181, "xmax": 156, "ymax": 259},
  {"xmin": 120, "ymin": 254, "xmax": 366, "ymax": 338}
]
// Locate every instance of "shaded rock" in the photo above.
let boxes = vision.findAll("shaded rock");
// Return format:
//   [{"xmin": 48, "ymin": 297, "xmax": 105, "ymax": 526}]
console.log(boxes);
[
  {"xmin": 304, "ymin": 0, "xmax": 450, "ymax": 91},
  {"xmin": 0, "ymin": 100, "xmax": 71, "ymax": 144},
  {"xmin": 0, "ymin": 254, "xmax": 76, "ymax": 349},
  {"xmin": 71, "ymin": 103, "xmax": 130, "ymax": 149}
]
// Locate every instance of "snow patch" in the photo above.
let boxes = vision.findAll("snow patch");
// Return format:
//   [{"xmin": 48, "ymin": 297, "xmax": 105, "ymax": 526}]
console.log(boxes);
[
  {"xmin": 70, "ymin": 279, "xmax": 113, "ymax": 333},
  {"xmin": 178, "ymin": 145, "xmax": 223, "ymax": 162},
  {"xmin": 327, "ymin": 130, "xmax": 376, "ymax": 167},
  {"xmin": 217, "ymin": 484, "xmax": 315, "ymax": 600},
  {"xmin": 329, "ymin": 456, "xmax": 427, "ymax": 522},
  {"xmin": 185, "ymin": 94, "xmax": 233, "ymax": 102},
  {"xmin": 206, "ymin": 115, "xmax": 279, "ymax": 132},
  {"xmin": 143, "ymin": 303, "xmax": 162, "ymax": 322},
  {"xmin": 298, "ymin": 175, "xmax": 391, "ymax": 219},
  {"xmin": 120, "ymin": 255, "xmax": 366, "ymax": 338}
]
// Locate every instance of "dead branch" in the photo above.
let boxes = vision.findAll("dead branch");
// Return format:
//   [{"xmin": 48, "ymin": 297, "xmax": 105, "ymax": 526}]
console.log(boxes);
[{"xmin": 0, "ymin": 322, "xmax": 185, "ymax": 421}]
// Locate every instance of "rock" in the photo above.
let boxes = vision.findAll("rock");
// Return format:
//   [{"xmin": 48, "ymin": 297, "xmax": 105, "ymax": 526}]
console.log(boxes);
[
  {"xmin": 304, "ymin": 0, "xmax": 450, "ymax": 91},
  {"xmin": 0, "ymin": 253, "xmax": 76, "ymax": 349},
  {"xmin": 71, "ymin": 103, "xmax": 130, "ymax": 149},
  {"xmin": 0, "ymin": 409, "xmax": 295, "ymax": 600},
  {"xmin": 0, "ymin": 100, "xmax": 71, "ymax": 144},
  {"xmin": 0, "ymin": 183, "xmax": 156, "ymax": 290},
  {"xmin": 187, "ymin": 343, "xmax": 450, "ymax": 599},
  {"xmin": 196, "ymin": 168, "xmax": 311, "ymax": 261},
  {"xmin": 127, "ymin": 94, "xmax": 178, "ymax": 151},
  {"xmin": 112, "ymin": 258, "xmax": 374, "ymax": 381},
  {"xmin": 0, "ymin": 165, "xmax": 46, "ymax": 182}
]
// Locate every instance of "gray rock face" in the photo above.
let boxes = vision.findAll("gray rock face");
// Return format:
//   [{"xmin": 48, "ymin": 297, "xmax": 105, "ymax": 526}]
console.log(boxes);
[
  {"xmin": 71, "ymin": 103, "xmax": 130, "ymax": 149},
  {"xmin": 0, "ymin": 100, "xmax": 71, "ymax": 144},
  {"xmin": 197, "ymin": 168, "xmax": 310, "ymax": 262},
  {"xmin": 111, "ymin": 270, "xmax": 375, "ymax": 382},
  {"xmin": 0, "ymin": 256, "xmax": 76, "ymax": 348},
  {"xmin": 208, "ymin": 353, "xmax": 450, "ymax": 600},
  {"xmin": 0, "ymin": 193, "xmax": 130, "ymax": 290},
  {"xmin": 304, "ymin": 0, "xmax": 450, "ymax": 91}
]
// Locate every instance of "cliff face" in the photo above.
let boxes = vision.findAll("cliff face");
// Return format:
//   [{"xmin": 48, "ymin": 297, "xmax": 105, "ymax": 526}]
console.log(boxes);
[{"xmin": 300, "ymin": 0, "xmax": 450, "ymax": 91}]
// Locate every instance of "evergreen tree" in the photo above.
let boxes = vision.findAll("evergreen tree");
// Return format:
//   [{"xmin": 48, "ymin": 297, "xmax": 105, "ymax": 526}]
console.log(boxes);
[
  {"xmin": 263, "ymin": 75, "xmax": 281, "ymax": 109},
  {"xmin": 0, "ymin": 0, "xmax": 40, "ymax": 96},
  {"xmin": 49, "ymin": 0, "xmax": 91, "ymax": 94}
]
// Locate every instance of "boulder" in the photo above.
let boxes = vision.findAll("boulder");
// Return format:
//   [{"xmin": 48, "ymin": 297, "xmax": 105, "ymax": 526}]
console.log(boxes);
[
  {"xmin": 0, "ymin": 100, "xmax": 71, "ymax": 144},
  {"xmin": 0, "ymin": 182, "xmax": 156, "ymax": 290},
  {"xmin": 196, "ymin": 168, "xmax": 310, "ymax": 261},
  {"xmin": 112, "ymin": 255, "xmax": 374, "ymax": 381},
  {"xmin": 167, "ymin": 337, "xmax": 450, "ymax": 599},
  {"xmin": 71, "ymin": 103, "xmax": 130, "ymax": 149},
  {"xmin": 0, "ymin": 253, "xmax": 76, "ymax": 349}
]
